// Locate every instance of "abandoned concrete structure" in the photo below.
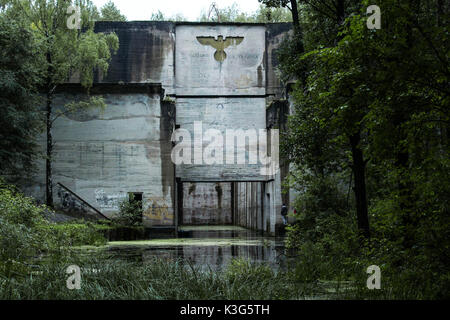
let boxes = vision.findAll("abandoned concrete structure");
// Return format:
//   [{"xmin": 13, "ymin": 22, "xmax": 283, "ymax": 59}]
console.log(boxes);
[{"xmin": 26, "ymin": 21, "xmax": 292, "ymax": 235}]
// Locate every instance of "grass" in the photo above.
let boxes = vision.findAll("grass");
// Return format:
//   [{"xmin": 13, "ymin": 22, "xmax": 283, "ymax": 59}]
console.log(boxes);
[
  {"xmin": 0, "ymin": 253, "xmax": 434, "ymax": 300},
  {"xmin": 0, "ymin": 257, "xmax": 317, "ymax": 300}
]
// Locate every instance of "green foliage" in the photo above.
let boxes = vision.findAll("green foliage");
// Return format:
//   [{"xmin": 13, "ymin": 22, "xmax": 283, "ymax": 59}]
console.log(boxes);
[
  {"xmin": 198, "ymin": 3, "xmax": 291, "ymax": 23},
  {"xmin": 224, "ymin": 258, "xmax": 273, "ymax": 282},
  {"xmin": 98, "ymin": 1, "xmax": 126, "ymax": 21},
  {"xmin": 2, "ymin": 0, "xmax": 119, "ymax": 206},
  {"xmin": 75, "ymin": 29, "xmax": 119, "ymax": 88},
  {"xmin": 0, "ymin": 16, "xmax": 42, "ymax": 178},
  {"xmin": 0, "ymin": 180, "xmax": 107, "ymax": 277},
  {"xmin": 39, "ymin": 222, "xmax": 107, "ymax": 247},
  {"xmin": 254, "ymin": 4, "xmax": 292, "ymax": 23},
  {"xmin": 0, "ymin": 257, "xmax": 304, "ymax": 300},
  {"xmin": 9, "ymin": 0, "xmax": 120, "ymax": 88},
  {"xmin": 0, "ymin": 181, "xmax": 49, "ymax": 276},
  {"xmin": 149, "ymin": 10, "xmax": 186, "ymax": 22},
  {"xmin": 280, "ymin": 0, "xmax": 450, "ymax": 299},
  {"xmin": 259, "ymin": 0, "xmax": 291, "ymax": 8},
  {"xmin": 115, "ymin": 195, "xmax": 143, "ymax": 227},
  {"xmin": 149, "ymin": 10, "xmax": 166, "ymax": 21},
  {"xmin": 149, "ymin": 3, "xmax": 291, "ymax": 23},
  {"xmin": 285, "ymin": 173, "xmax": 350, "ymax": 244}
]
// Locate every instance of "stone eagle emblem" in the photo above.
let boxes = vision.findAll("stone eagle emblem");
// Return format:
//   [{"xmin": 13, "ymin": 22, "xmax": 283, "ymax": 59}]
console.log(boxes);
[{"xmin": 196, "ymin": 35, "xmax": 244, "ymax": 62}]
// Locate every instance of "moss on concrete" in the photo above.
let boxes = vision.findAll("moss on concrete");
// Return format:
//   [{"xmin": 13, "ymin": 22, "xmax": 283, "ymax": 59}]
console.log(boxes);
[
  {"xmin": 178, "ymin": 225, "xmax": 248, "ymax": 231},
  {"xmin": 107, "ymin": 238, "xmax": 265, "ymax": 247}
]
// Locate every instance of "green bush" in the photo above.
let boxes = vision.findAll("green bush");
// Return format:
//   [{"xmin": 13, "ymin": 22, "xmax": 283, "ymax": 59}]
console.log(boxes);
[
  {"xmin": 115, "ymin": 195, "xmax": 143, "ymax": 226},
  {"xmin": 0, "ymin": 180, "xmax": 108, "ymax": 277},
  {"xmin": 285, "ymin": 192, "xmax": 450, "ymax": 299},
  {"xmin": 39, "ymin": 222, "xmax": 107, "ymax": 247},
  {"xmin": 287, "ymin": 174, "xmax": 350, "ymax": 244},
  {"xmin": 0, "ymin": 181, "xmax": 51, "ymax": 276}
]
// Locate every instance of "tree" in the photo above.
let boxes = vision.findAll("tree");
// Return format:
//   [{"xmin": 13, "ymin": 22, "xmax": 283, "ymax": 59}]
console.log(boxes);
[
  {"xmin": 99, "ymin": 0, "xmax": 126, "ymax": 21},
  {"xmin": 0, "ymin": 16, "xmax": 42, "ymax": 179},
  {"xmin": 198, "ymin": 3, "xmax": 243, "ymax": 22},
  {"xmin": 5, "ymin": 0, "xmax": 119, "ymax": 207},
  {"xmin": 254, "ymin": 4, "xmax": 292, "ymax": 23},
  {"xmin": 197, "ymin": 3, "xmax": 291, "ymax": 23},
  {"xmin": 149, "ymin": 10, "xmax": 165, "ymax": 21},
  {"xmin": 116, "ymin": 195, "xmax": 143, "ymax": 226},
  {"xmin": 272, "ymin": 0, "xmax": 450, "ymax": 296},
  {"xmin": 282, "ymin": 0, "xmax": 449, "ymax": 243},
  {"xmin": 275, "ymin": 0, "xmax": 373, "ymax": 237},
  {"xmin": 149, "ymin": 9, "xmax": 186, "ymax": 22},
  {"xmin": 259, "ymin": 0, "xmax": 299, "ymax": 27}
]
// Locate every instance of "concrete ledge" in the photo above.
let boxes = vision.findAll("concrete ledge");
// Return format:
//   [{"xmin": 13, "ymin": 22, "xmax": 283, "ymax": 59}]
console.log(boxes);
[
  {"xmin": 53, "ymin": 83, "xmax": 163, "ymax": 95},
  {"xmin": 175, "ymin": 22, "xmax": 292, "ymax": 27},
  {"xmin": 178, "ymin": 177, "xmax": 274, "ymax": 183},
  {"xmin": 94, "ymin": 21, "xmax": 174, "ymax": 31},
  {"xmin": 147, "ymin": 226, "xmax": 177, "ymax": 238}
]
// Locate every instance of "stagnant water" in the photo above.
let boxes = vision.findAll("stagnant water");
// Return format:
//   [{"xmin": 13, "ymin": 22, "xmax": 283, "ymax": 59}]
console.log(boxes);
[{"xmin": 88, "ymin": 226, "xmax": 287, "ymax": 271}]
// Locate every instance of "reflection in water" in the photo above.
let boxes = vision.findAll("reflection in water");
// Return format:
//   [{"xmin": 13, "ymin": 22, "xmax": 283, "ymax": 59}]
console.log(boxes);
[{"xmin": 104, "ymin": 227, "xmax": 287, "ymax": 271}]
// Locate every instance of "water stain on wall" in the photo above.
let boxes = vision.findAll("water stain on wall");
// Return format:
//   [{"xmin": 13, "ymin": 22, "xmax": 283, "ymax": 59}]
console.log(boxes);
[
  {"xmin": 257, "ymin": 64, "xmax": 263, "ymax": 87},
  {"xmin": 188, "ymin": 183, "xmax": 196, "ymax": 195},
  {"xmin": 93, "ymin": 22, "xmax": 174, "ymax": 83},
  {"xmin": 159, "ymin": 100, "xmax": 176, "ymax": 198},
  {"xmin": 215, "ymin": 183, "xmax": 223, "ymax": 209}
]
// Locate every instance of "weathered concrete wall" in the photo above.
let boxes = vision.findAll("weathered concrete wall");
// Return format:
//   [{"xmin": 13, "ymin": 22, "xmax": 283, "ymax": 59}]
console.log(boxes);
[
  {"xmin": 75, "ymin": 21, "xmax": 291, "ymax": 97},
  {"xmin": 27, "ymin": 85, "xmax": 175, "ymax": 227},
  {"xmin": 231, "ymin": 180, "xmax": 281, "ymax": 235},
  {"xmin": 266, "ymin": 23, "xmax": 293, "ymax": 97},
  {"xmin": 27, "ymin": 22, "xmax": 293, "ymax": 233},
  {"xmin": 70, "ymin": 22, "xmax": 176, "ymax": 94},
  {"xmin": 182, "ymin": 183, "xmax": 232, "ymax": 224},
  {"xmin": 267, "ymin": 99, "xmax": 290, "ymax": 206},
  {"xmin": 175, "ymin": 97, "xmax": 267, "ymax": 181},
  {"xmin": 172, "ymin": 23, "xmax": 290, "ymax": 232},
  {"xmin": 175, "ymin": 24, "xmax": 266, "ymax": 96},
  {"xmin": 54, "ymin": 183, "xmax": 109, "ymax": 220},
  {"xmin": 287, "ymin": 94, "xmax": 300, "ymax": 212},
  {"xmin": 233, "ymin": 182, "xmax": 263, "ymax": 231}
]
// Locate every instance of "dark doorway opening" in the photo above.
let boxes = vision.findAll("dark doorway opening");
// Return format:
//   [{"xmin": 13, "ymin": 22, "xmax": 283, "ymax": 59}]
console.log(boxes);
[{"xmin": 129, "ymin": 192, "xmax": 143, "ymax": 210}]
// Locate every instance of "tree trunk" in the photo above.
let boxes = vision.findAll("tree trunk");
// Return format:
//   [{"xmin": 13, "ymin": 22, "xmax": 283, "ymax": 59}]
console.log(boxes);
[
  {"xmin": 45, "ymin": 45, "xmax": 54, "ymax": 207},
  {"xmin": 45, "ymin": 90, "xmax": 53, "ymax": 207},
  {"xmin": 336, "ymin": 0, "xmax": 345, "ymax": 24},
  {"xmin": 393, "ymin": 107, "xmax": 414, "ymax": 247},
  {"xmin": 437, "ymin": 0, "xmax": 443, "ymax": 26},
  {"xmin": 290, "ymin": 0, "xmax": 300, "ymax": 28},
  {"xmin": 349, "ymin": 131, "xmax": 370, "ymax": 238}
]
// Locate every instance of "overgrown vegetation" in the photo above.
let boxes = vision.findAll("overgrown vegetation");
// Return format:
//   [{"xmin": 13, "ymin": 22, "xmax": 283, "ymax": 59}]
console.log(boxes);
[
  {"xmin": 277, "ymin": 0, "xmax": 450, "ymax": 299},
  {"xmin": 0, "ymin": 183, "xmax": 310, "ymax": 299},
  {"xmin": 0, "ymin": 257, "xmax": 293, "ymax": 300},
  {"xmin": 149, "ymin": 3, "xmax": 292, "ymax": 23},
  {"xmin": 96, "ymin": 0, "xmax": 126, "ymax": 21},
  {"xmin": 0, "ymin": 180, "xmax": 107, "ymax": 276},
  {"xmin": 1, "ymin": 252, "xmax": 437, "ymax": 300},
  {"xmin": 115, "ymin": 195, "xmax": 143, "ymax": 227},
  {"xmin": 1, "ymin": 0, "xmax": 119, "ymax": 207},
  {"xmin": 0, "ymin": 17, "xmax": 42, "ymax": 179},
  {"xmin": 0, "ymin": 0, "xmax": 448, "ymax": 300}
]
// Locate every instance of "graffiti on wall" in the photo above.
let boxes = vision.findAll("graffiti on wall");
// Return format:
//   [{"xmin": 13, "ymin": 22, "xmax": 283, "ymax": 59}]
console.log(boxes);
[
  {"xmin": 92, "ymin": 189, "xmax": 174, "ymax": 224},
  {"xmin": 94, "ymin": 189, "xmax": 127, "ymax": 210},
  {"xmin": 56, "ymin": 185, "xmax": 88, "ymax": 213},
  {"xmin": 143, "ymin": 199, "xmax": 174, "ymax": 224}
]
